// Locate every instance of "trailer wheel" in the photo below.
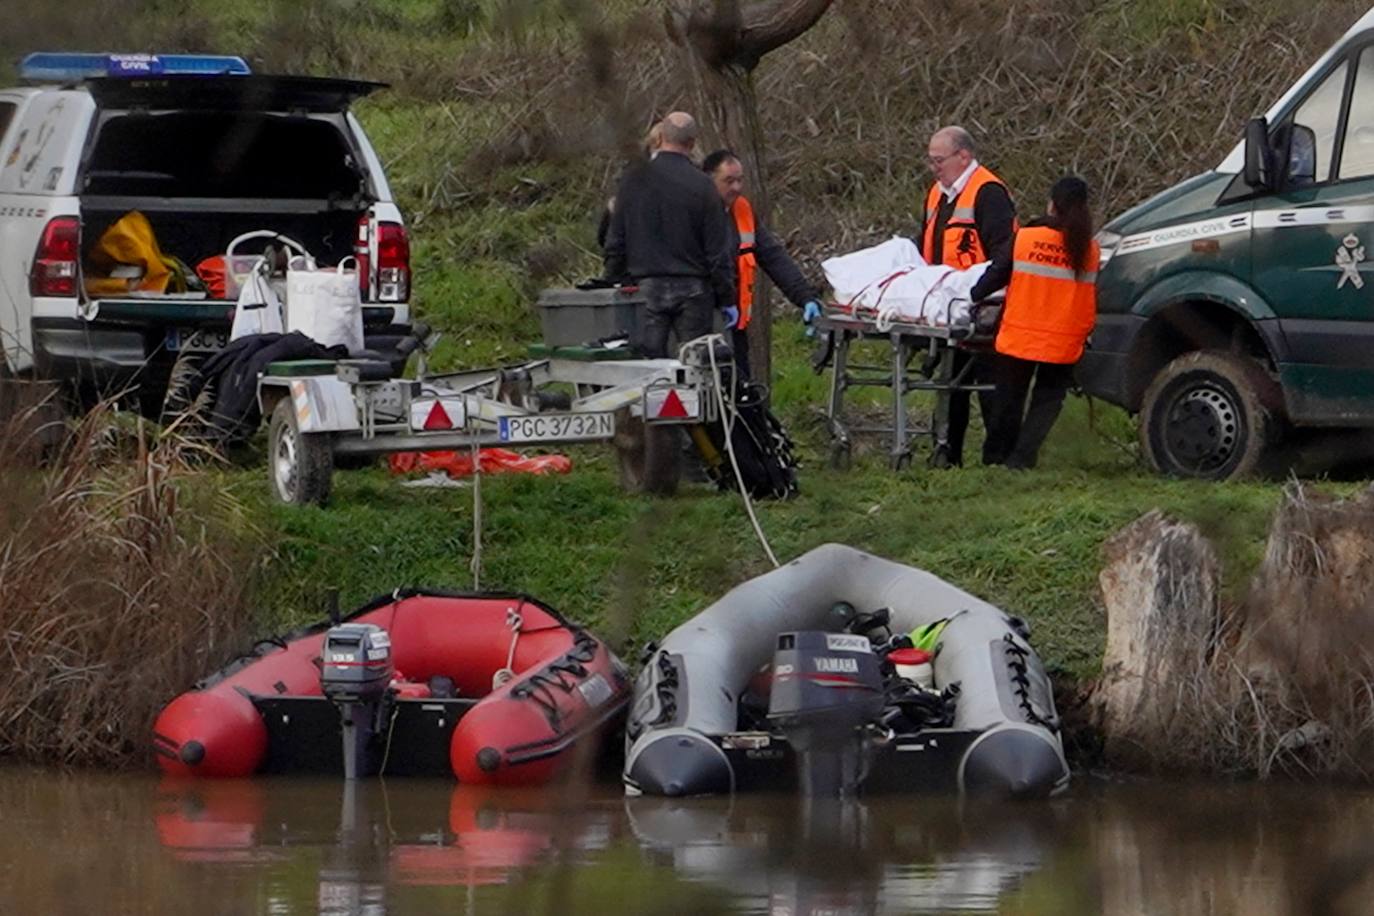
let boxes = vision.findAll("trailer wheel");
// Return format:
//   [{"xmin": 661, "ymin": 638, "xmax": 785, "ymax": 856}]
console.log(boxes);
[
  {"xmin": 159, "ymin": 351, "xmax": 216, "ymax": 442},
  {"xmin": 1139, "ymin": 350, "xmax": 1281, "ymax": 481},
  {"xmin": 615, "ymin": 414, "xmax": 681, "ymax": 496},
  {"xmin": 268, "ymin": 397, "xmax": 333, "ymax": 506}
]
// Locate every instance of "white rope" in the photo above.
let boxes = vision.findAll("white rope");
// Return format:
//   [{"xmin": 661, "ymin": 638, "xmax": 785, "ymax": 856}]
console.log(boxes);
[
  {"xmin": 696, "ymin": 335, "xmax": 780, "ymax": 569},
  {"xmin": 492, "ymin": 608, "xmax": 522, "ymax": 689},
  {"xmin": 470, "ymin": 421, "xmax": 482, "ymax": 590}
]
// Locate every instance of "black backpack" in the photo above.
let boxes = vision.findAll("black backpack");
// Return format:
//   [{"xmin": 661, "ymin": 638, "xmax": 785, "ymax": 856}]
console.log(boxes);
[{"xmin": 699, "ymin": 377, "xmax": 800, "ymax": 500}]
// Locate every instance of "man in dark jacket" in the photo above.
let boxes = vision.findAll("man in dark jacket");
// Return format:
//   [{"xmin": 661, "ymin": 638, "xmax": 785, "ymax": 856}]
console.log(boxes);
[
  {"xmin": 604, "ymin": 112, "xmax": 736, "ymax": 358},
  {"xmin": 919, "ymin": 125, "xmax": 1017, "ymax": 467},
  {"xmin": 703, "ymin": 149, "xmax": 823, "ymax": 377}
]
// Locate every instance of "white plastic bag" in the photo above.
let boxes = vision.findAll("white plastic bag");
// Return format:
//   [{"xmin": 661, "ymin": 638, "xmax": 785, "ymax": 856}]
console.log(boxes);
[
  {"xmin": 285, "ymin": 256, "xmax": 364, "ymax": 354},
  {"xmin": 228, "ymin": 260, "xmax": 285, "ymax": 341}
]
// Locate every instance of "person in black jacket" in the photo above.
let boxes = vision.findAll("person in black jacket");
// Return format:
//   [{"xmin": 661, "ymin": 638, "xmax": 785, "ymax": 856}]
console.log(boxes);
[
  {"xmin": 597, "ymin": 121, "xmax": 664, "ymax": 251},
  {"xmin": 604, "ymin": 112, "xmax": 735, "ymax": 358},
  {"xmin": 703, "ymin": 149, "xmax": 823, "ymax": 377},
  {"xmin": 919, "ymin": 126, "xmax": 1017, "ymax": 467}
]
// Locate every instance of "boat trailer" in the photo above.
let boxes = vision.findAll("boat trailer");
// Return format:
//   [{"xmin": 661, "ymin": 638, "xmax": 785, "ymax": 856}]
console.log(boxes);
[{"xmin": 257, "ymin": 339, "xmax": 727, "ymax": 506}]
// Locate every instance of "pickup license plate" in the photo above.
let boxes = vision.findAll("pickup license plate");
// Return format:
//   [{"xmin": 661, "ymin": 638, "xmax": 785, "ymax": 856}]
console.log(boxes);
[
  {"xmin": 498, "ymin": 413, "xmax": 615, "ymax": 444},
  {"xmin": 167, "ymin": 327, "xmax": 229, "ymax": 352}
]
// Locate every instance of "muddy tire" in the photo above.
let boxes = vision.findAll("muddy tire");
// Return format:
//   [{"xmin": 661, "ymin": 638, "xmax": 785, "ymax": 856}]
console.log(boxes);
[
  {"xmin": 159, "ymin": 351, "xmax": 217, "ymax": 441},
  {"xmin": 615, "ymin": 414, "xmax": 681, "ymax": 496},
  {"xmin": 268, "ymin": 397, "xmax": 333, "ymax": 506},
  {"xmin": 1139, "ymin": 350, "xmax": 1282, "ymax": 481}
]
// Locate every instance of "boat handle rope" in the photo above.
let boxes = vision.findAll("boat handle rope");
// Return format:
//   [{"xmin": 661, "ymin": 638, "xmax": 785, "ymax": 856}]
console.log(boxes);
[
  {"xmin": 492, "ymin": 608, "xmax": 524, "ymax": 690},
  {"xmin": 511, "ymin": 630, "xmax": 600, "ymax": 729},
  {"xmin": 650, "ymin": 651, "xmax": 680, "ymax": 727},
  {"xmin": 1003, "ymin": 635, "xmax": 1060, "ymax": 733}
]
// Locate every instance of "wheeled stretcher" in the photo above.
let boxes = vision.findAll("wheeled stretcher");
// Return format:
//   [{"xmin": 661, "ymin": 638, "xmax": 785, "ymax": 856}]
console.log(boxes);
[{"xmin": 811, "ymin": 299, "xmax": 1002, "ymax": 470}]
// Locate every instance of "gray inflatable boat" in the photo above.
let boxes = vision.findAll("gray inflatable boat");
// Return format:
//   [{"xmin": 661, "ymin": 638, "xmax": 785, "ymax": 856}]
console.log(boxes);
[{"xmin": 624, "ymin": 544, "xmax": 1068, "ymax": 799}]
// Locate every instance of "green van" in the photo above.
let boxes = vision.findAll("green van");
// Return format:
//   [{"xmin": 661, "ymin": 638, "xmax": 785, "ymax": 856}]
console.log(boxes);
[{"xmin": 1082, "ymin": 8, "xmax": 1374, "ymax": 479}]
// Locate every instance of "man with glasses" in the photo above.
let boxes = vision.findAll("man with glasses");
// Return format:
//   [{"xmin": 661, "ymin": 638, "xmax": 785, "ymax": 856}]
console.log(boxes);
[{"xmin": 920, "ymin": 125, "xmax": 1017, "ymax": 467}]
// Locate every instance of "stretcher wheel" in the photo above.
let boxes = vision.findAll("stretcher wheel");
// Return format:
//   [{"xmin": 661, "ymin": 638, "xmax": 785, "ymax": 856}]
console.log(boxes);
[{"xmin": 828, "ymin": 441, "xmax": 852, "ymax": 471}]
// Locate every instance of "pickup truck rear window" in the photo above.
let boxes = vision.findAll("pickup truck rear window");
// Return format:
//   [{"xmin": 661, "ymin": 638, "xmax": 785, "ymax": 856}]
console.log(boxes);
[{"xmin": 83, "ymin": 111, "xmax": 366, "ymax": 199}]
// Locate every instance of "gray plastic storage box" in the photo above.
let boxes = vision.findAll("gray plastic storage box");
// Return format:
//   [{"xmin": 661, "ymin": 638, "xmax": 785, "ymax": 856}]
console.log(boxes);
[{"xmin": 537, "ymin": 286, "xmax": 647, "ymax": 347}]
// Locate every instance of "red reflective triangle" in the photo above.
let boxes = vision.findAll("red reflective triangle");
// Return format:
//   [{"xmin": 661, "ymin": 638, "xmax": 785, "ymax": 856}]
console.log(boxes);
[
  {"xmin": 423, "ymin": 401, "xmax": 453, "ymax": 430},
  {"xmin": 658, "ymin": 389, "xmax": 689, "ymax": 419}
]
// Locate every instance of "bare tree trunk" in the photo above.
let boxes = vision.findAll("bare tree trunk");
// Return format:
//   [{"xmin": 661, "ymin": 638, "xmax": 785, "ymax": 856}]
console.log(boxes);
[
  {"xmin": 667, "ymin": 0, "xmax": 834, "ymax": 388},
  {"xmin": 1092, "ymin": 510, "xmax": 1221, "ymax": 769}
]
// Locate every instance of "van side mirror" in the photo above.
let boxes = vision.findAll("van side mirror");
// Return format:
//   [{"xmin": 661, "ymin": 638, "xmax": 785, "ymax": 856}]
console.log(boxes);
[
  {"xmin": 1244, "ymin": 117, "xmax": 1273, "ymax": 190},
  {"xmin": 1285, "ymin": 124, "xmax": 1318, "ymax": 187}
]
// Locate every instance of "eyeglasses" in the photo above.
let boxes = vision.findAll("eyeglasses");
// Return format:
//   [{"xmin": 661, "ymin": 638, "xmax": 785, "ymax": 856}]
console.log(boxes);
[{"xmin": 927, "ymin": 152, "xmax": 960, "ymax": 168}]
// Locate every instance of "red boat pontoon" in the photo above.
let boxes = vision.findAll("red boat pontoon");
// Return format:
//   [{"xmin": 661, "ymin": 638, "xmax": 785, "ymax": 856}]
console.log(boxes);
[{"xmin": 152, "ymin": 590, "xmax": 629, "ymax": 784}]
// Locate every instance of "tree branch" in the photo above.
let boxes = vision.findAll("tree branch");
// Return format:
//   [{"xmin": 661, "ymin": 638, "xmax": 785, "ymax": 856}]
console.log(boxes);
[
  {"xmin": 737, "ymin": 0, "xmax": 835, "ymax": 62},
  {"xmin": 669, "ymin": 0, "xmax": 834, "ymax": 70}
]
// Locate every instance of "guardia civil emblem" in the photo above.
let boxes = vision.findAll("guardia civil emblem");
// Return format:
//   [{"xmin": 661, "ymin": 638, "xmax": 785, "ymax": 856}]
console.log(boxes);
[{"xmin": 1336, "ymin": 234, "xmax": 1366, "ymax": 290}]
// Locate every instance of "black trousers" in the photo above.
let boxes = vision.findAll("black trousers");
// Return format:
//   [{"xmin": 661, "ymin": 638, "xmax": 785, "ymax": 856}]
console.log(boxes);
[
  {"xmin": 945, "ymin": 351, "xmax": 996, "ymax": 467},
  {"xmin": 638, "ymin": 276, "xmax": 715, "ymax": 359},
  {"xmin": 984, "ymin": 354, "xmax": 1076, "ymax": 469},
  {"xmin": 731, "ymin": 327, "xmax": 752, "ymax": 378}
]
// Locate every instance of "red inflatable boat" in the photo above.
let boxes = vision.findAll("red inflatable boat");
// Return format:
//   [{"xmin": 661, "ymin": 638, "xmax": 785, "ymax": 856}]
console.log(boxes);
[{"xmin": 152, "ymin": 590, "xmax": 629, "ymax": 784}]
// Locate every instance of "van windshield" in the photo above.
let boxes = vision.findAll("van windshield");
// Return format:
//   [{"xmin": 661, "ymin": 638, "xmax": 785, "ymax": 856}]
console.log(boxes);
[{"xmin": 83, "ymin": 111, "xmax": 366, "ymax": 200}]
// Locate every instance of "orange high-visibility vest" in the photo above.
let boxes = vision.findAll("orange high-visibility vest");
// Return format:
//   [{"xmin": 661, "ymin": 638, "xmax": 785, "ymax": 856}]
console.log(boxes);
[
  {"xmin": 922, "ymin": 165, "xmax": 1013, "ymax": 269},
  {"xmin": 732, "ymin": 196, "xmax": 758, "ymax": 329},
  {"xmin": 995, "ymin": 225, "xmax": 1100, "ymax": 365}
]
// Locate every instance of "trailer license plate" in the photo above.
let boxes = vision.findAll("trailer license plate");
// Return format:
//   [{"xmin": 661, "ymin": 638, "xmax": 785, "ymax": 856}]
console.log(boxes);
[{"xmin": 498, "ymin": 413, "xmax": 615, "ymax": 444}]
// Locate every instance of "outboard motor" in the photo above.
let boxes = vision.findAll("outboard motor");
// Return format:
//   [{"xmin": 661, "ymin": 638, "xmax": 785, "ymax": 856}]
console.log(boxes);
[
  {"xmin": 320, "ymin": 623, "xmax": 394, "ymax": 779},
  {"xmin": 767, "ymin": 631, "xmax": 884, "ymax": 797}
]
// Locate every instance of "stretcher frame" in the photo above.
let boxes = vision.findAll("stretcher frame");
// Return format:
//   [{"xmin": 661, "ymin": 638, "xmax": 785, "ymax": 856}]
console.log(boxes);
[{"xmin": 813, "ymin": 305, "xmax": 997, "ymax": 470}]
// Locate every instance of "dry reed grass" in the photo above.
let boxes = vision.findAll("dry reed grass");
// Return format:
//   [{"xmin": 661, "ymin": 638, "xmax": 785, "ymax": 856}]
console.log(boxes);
[{"xmin": 0, "ymin": 394, "xmax": 257, "ymax": 768}]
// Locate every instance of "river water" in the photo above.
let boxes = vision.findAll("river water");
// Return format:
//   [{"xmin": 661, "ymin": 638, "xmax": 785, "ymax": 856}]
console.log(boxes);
[{"xmin": 3, "ymin": 768, "xmax": 1371, "ymax": 915}]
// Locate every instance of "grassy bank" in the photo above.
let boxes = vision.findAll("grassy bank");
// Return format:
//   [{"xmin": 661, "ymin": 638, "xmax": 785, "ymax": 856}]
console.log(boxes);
[{"xmin": 235, "ymin": 333, "xmax": 1339, "ymax": 684}]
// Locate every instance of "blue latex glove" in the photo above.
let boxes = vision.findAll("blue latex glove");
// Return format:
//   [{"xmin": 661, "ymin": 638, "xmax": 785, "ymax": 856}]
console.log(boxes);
[
  {"xmin": 802, "ymin": 300, "xmax": 822, "ymax": 337},
  {"xmin": 721, "ymin": 306, "xmax": 740, "ymax": 330}
]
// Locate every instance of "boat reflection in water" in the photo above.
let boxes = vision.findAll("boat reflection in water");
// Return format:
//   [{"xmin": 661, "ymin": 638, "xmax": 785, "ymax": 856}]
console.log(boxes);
[
  {"xmin": 152, "ymin": 777, "xmax": 1060, "ymax": 915},
  {"xmin": 154, "ymin": 778, "xmax": 617, "ymax": 912},
  {"xmin": 626, "ymin": 794, "xmax": 1055, "ymax": 916},
  {"xmin": 146, "ymin": 777, "xmax": 1374, "ymax": 915}
]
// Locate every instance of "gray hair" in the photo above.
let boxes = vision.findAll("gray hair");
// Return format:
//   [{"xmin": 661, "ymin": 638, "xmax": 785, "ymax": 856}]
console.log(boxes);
[
  {"xmin": 934, "ymin": 125, "xmax": 976, "ymax": 156},
  {"xmin": 660, "ymin": 111, "xmax": 699, "ymax": 148}
]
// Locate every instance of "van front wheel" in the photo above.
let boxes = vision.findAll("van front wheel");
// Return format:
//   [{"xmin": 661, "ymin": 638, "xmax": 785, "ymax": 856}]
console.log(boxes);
[{"xmin": 1139, "ymin": 351, "xmax": 1280, "ymax": 481}]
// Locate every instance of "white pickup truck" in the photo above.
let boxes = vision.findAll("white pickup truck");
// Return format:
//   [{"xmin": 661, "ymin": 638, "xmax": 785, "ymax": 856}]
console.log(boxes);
[{"xmin": 0, "ymin": 53, "xmax": 413, "ymax": 413}]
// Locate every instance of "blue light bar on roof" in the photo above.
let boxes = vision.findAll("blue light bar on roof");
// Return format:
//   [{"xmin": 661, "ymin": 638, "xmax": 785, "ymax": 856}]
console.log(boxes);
[{"xmin": 19, "ymin": 52, "xmax": 251, "ymax": 82}]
